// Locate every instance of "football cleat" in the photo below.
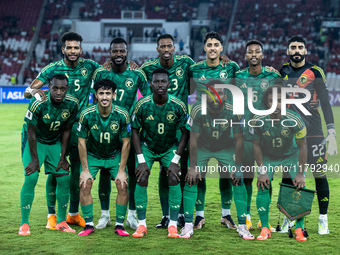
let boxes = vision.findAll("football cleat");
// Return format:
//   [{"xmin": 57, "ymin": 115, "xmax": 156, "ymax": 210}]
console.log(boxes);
[
  {"xmin": 238, "ymin": 225, "xmax": 255, "ymax": 240},
  {"xmin": 257, "ymin": 220, "xmax": 276, "ymax": 232},
  {"xmin": 221, "ymin": 215, "xmax": 237, "ymax": 230},
  {"xmin": 78, "ymin": 225, "xmax": 95, "ymax": 236},
  {"xmin": 257, "ymin": 227, "xmax": 271, "ymax": 241},
  {"xmin": 177, "ymin": 215, "xmax": 185, "ymax": 229},
  {"xmin": 56, "ymin": 221, "xmax": 76, "ymax": 233},
  {"xmin": 318, "ymin": 216, "xmax": 329, "ymax": 235},
  {"xmin": 132, "ymin": 225, "xmax": 147, "ymax": 238},
  {"xmin": 46, "ymin": 215, "xmax": 57, "ymax": 230},
  {"xmin": 155, "ymin": 216, "xmax": 170, "ymax": 229},
  {"xmin": 179, "ymin": 224, "xmax": 194, "ymax": 239},
  {"xmin": 168, "ymin": 225, "xmax": 179, "ymax": 238},
  {"xmin": 95, "ymin": 216, "xmax": 111, "ymax": 229},
  {"xmin": 126, "ymin": 214, "xmax": 138, "ymax": 230},
  {"xmin": 278, "ymin": 217, "xmax": 295, "ymax": 233},
  {"xmin": 19, "ymin": 223, "xmax": 30, "ymax": 236},
  {"xmin": 295, "ymin": 228, "xmax": 307, "ymax": 241},
  {"xmin": 115, "ymin": 225, "xmax": 129, "ymax": 236},
  {"xmin": 246, "ymin": 218, "xmax": 253, "ymax": 230},
  {"xmin": 193, "ymin": 216, "xmax": 205, "ymax": 230},
  {"xmin": 67, "ymin": 213, "xmax": 86, "ymax": 227}
]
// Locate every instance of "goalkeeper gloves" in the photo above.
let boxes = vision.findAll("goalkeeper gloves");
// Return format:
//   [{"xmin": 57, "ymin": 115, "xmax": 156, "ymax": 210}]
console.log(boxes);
[{"xmin": 321, "ymin": 124, "xmax": 337, "ymax": 156}]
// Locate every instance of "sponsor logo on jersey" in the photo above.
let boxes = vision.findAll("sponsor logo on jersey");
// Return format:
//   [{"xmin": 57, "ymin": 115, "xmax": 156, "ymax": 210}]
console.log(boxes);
[
  {"xmin": 175, "ymin": 67, "xmax": 184, "ymax": 77},
  {"xmin": 25, "ymin": 110, "xmax": 33, "ymax": 120},
  {"xmin": 281, "ymin": 128, "xmax": 291, "ymax": 137},
  {"xmin": 166, "ymin": 112, "xmax": 176, "ymax": 123},
  {"xmin": 125, "ymin": 78, "xmax": 134, "ymax": 89},
  {"xmin": 43, "ymin": 113, "xmax": 50, "ymax": 119},
  {"xmin": 262, "ymin": 131, "xmax": 271, "ymax": 136},
  {"xmin": 91, "ymin": 124, "xmax": 99, "ymax": 129},
  {"xmin": 81, "ymin": 68, "xmax": 88, "ymax": 77},
  {"xmin": 203, "ymin": 122, "xmax": 210, "ymax": 127},
  {"xmin": 316, "ymin": 157, "xmax": 324, "ymax": 163},
  {"xmin": 199, "ymin": 75, "xmax": 206, "ymax": 81},
  {"xmin": 260, "ymin": 80, "xmax": 269, "ymax": 89},
  {"xmin": 147, "ymin": 115, "xmax": 154, "ymax": 120},
  {"xmin": 219, "ymin": 70, "xmax": 228, "ymax": 80},
  {"xmin": 283, "ymin": 75, "xmax": 288, "ymax": 80},
  {"xmin": 240, "ymin": 83, "xmax": 247, "ymax": 89},
  {"xmin": 110, "ymin": 121, "xmax": 119, "ymax": 132},
  {"xmin": 61, "ymin": 109, "xmax": 70, "ymax": 120}
]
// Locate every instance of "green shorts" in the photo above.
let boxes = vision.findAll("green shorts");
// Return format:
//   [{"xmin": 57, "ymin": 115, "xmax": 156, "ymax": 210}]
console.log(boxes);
[
  {"xmin": 138, "ymin": 144, "xmax": 177, "ymax": 170},
  {"xmin": 262, "ymin": 150, "xmax": 300, "ymax": 180},
  {"xmin": 83, "ymin": 153, "xmax": 126, "ymax": 180},
  {"xmin": 21, "ymin": 127, "xmax": 68, "ymax": 176}
]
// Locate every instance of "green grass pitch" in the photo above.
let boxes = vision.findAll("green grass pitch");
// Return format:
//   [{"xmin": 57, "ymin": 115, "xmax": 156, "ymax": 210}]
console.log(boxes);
[{"xmin": 1, "ymin": 103, "xmax": 340, "ymax": 254}]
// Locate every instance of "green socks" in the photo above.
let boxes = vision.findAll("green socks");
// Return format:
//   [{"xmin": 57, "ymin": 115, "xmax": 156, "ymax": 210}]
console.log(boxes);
[
  {"xmin": 56, "ymin": 175, "xmax": 70, "ymax": 223},
  {"xmin": 20, "ymin": 171, "xmax": 39, "ymax": 225},
  {"xmin": 98, "ymin": 171, "xmax": 111, "ymax": 211},
  {"xmin": 81, "ymin": 204, "xmax": 93, "ymax": 224},
  {"xmin": 196, "ymin": 179, "xmax": 206, "ymax": 211},
  {"xmin": 183, "ymin": 184, "xmax": 197, "ymax": 223},
  {"xmin": 69, "ymin": 160, "xmax": 81, "ymax": 213},
  {"xmin": 246, "ymin": 184, "xmax": 253, "ymax": 214},
  {"xmin": 46, "ymin": 174, "xmax": 56, "ymax": 213},
  {"xmin": 169, "ymin": 184, "xmax": 182, "ymax": 221},
  {"xmin": 233, "ymin": 184, "xmax": 247, "ymax": 225},
  {"xmin": 116, "ymin": 204, "xmax": 128, "ymax": 224},
  {"xmin": 256, "ymin": 187, "xmax": 271, "ymax": 229},
  {"xmin": 158, "ymin": 173, "xmax": 169, "ymax": 216},
  {"xmin": 220, "ymin": 178, "xmax": 233, "ymax": 209},
  {"xmin": 135, "ymin": 184, "xmax": 147, "ymax": 220}
]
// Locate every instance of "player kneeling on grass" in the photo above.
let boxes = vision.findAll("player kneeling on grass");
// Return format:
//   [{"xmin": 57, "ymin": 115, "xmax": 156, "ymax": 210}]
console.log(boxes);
[
  {"xmin": 180, "ymin": 83, "xmax": 254, "ymax": 240},
  {"xmin": 77, "ymin": 79, "xmax": 131, "ymax": 236},
  {"xmin": 252, "ymin": 85, "xmax": 308, "ymax": 241},
  {"xmin": 131, "ymin": 68, "xmax": 189, "ymax": 238},
  {"xmin": 19, "ymin": 74, "xmax": 79, "ymax": 235}
]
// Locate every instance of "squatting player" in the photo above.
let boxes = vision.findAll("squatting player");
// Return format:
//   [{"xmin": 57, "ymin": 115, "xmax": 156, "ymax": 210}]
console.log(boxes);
[
  {"xmin": 24, "ymin": 32, "xmax": 101, "ymax": 228},
  {"xmin": 234, "ymin": 40, "xmax": 281, "ymax": 230},
  {"xmin": 280, "ymin": 36, "xmax": 337, "ymax": 234},
  {"xmin": 92, "ymin": 37, "xmax": 151, "ymax": 230},
  {"xmin": 19, "ymin": 74, "xmax": 78, "ymax": 235},
  {"xmin": 251, "ymin": 85, "xmax": 308, "ymax": 241},
  {"xmin": 77, "ymin": 79, "xmax": 131, "ymax": 236},
  {"xmin": 189, "ymin": 31, "xmax": 240, "ymax": 229},
  {"xmin": 180, "ymin": 82, "xmax": 254, "ymax": 240},
  {"xmin": 131, "ymin": 68, "xmax": 189, "ymax": 238}
]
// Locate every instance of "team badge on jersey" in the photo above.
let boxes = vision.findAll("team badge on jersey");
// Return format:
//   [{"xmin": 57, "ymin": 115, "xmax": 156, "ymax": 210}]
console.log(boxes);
[
  {"xmin": 166, "ymin": 112, "xmax": 176, "ymax": 123},
  {"xmin": 110, "ymin": 121, "xmax": 120, "ymax": 132},
  {"xmin": 221, "ymin": 123, "xmax": 229, "ymax": 129},
  {"xmin": 299, "ymin": 74, "xmax": 308, "ymax": 84},
  {"xmin": 175, "ymin": 67, "xmax": 184, "ymax": 77},
  {"xmin": 260, "ymin": 80, "xmax": 269, "ymax": 89},
  {"xmin": 81, "ymin": 68, "xmax": 88, "ymax": 77},
  {"xmin": 219, "ymin": 70, "xmax": 228, "ymax": 80},
  {"xmin": 25, "ymin": 110, "xmax": 33, "ymax": 120},
  {"xmin": 125, "ymin": 78, "xmax": 134, "ymax": 89},
  {"xmin": 281, "ymin": 128, "xmax": 291, "ymax": 138},
  {"xmin": 61, "ymin": 109, "xmax": 70, "ymax": 120}
]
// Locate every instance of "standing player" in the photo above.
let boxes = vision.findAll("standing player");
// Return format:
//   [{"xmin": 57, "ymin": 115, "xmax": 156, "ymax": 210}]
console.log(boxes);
[
  {"xmin": 234, "ymin": 40, "xmax": 281, "ymax": 230},
  {"xmin": 77, "ymin": 79, "xmax": 130, "ymax": 236},
  {"xmin": 140, "ymin": 34, "xmax": 194, "ymax": 228},
  {"xmin": 180, "ymin": 82, "xmax": 254, "ymax": 240},
  {"xmin": 189, "ymin": 31, "xmax": 240, "ymax": 229},
  {"xmin": 131, "ymin": 68, "xmax": 189, "ymax": 238},
  {"xmin": 19, "ymin": 74, "xmax": 78, "ymax": 235},
  {"xmin": 24, "ymin": 32, "xmax": 101, "ymax": 228},
  {"xmin": 251, "ymin": 85, "xmax": 308, "ymax": 241},
  {"xmin": 92, "ymin": 38, "xmax": 151, "ymax": 230},
  {"xmin": 280, "ymin": 36, "xmax": 337, "ymax": 234}
]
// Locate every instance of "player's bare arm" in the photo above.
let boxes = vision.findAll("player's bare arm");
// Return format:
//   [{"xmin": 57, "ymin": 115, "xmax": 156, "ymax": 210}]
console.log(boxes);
[
  {"xmin": 132, "ymin": 128, "xmax": 150, "ymax": 182},
  {"xmin": 253, "ymin": 139, "xmax": 270, "ymax": 192},
  {"xmin": 24, "ymin": 78, "xmax": 47, "ymax": 100},
  {"xmin": 186, "ymin": 131, "xmax": 200, "ymax": 186},
  {"xmin": 293, "ymin": 138, "xmax": 307, "ymax": 190},
  {"xmin": 25, "ymin": 123, "xmax": 40, "ymax": 176},
  {"xmin": 231, "ymin": 132, "xmax": 244, "ymax": 186},
  {"xmin": 56, "ymin": 123, "xmax": 72, "ymax": 173},
  {"xmin": 78, "ymin": 137, "xmax": 93, "ymax": 188},
  {"xmin": 115, "ymin": 137, "xmax": 130, "ymax": 189}
]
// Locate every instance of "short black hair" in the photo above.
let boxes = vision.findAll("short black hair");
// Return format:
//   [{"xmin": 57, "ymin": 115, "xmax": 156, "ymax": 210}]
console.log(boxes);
[
  {"xmin": 263, "ymin": 85, "xmax": 282, "ymax": 108},
  {"xmin": 94, "ymin": 79, "xmax": 117, "ymax": 93},
  {"xmin": 157, "ymin": 34, "xmax": 174, "ymax": 45},
  {"xmin": 110, "ymin": 37, "xmax": 128, "ymax": 48},
  {"xmin": 152, "ymin": 68, "xmax": 170, "ymax": 78},
  {"xmin": 246, "ymin": 40, "xmax": 263, "ymax": 50},
  {"xmin": 50, "ymin": 74, "xmax": 68, "ymax": 86},
  {"xmin": 203, "ymin": 31, "xmax": 223, "ymax": 44},
  {"xmin": 61, "ymin": 32, "xmax": 83, "ymax": 47},
  {"xmin": 287, "ymin": 36, "xmax": 306, "ymax": 48}
]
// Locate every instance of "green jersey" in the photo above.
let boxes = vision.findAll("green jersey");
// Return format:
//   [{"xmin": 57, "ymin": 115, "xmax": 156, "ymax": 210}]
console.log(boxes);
[
  {"xmin": 187, "ymin": 102, "xmax": 242, "ymax": 152},
  {"xmin": 132, "ymin": 94, "xmax": 188, "ymax": 153},
  {"xmin": 140, "ymin": 55, "xmax": 195, "ymax": 105},
  {"xmin": 189, "ymin": 60, "xmax": 240, "ymax": 99},
  {"xmin": 37, "ymin": 58, "xmax": 101, "ymax": 116},
  {"xmin": 77, "ymin": 104, "xmax": 131, "ymax": 159},
  {"xmin": 24, "ymin": 93, "xmax": 79, "ymax": 144},
  {"xmin": 235, "ymin": 67, "xmax": 281, "ymax": 121},
  {"xmin": 92, "ymin": 66, "xmax": 151, "ymax": 116},
  {"xmin": 251, "ymin": 109, "xmax": 306, "ymax": 157}
]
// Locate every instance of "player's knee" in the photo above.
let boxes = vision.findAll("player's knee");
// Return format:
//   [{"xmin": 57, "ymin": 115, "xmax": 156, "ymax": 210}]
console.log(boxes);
[
  {"xmin": 116, "ymin": 180, "xmax": 128, "ymax": 195},
  {"xmin": 80, "ymin": 180, "xmax": 92, "ymax": 195},
  {"xmin": 168, "ymin": 172, "xmax": 179, "ymax": 186},
  {"xmin": 138, "ymin": 172, "xmax": 149, "ymax": 187}
]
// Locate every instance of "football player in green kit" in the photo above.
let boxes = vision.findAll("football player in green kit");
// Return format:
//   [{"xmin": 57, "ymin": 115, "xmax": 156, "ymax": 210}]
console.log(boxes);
[
  {"xmin": 251, "ymin": 85, "xmax": 307, "ymax": 241},
  {"xmin": 234, "ymin": 40, "xmax": 281, "ymax": 230},
  {"xmin": 92, "ymin": 38, "xmax": 151, "ymax": 230},
  {"xmin": 19, "ymin": 74, "xmax": 79, "ymax": 235},
  {"xmin": 189, "ymin": 32, "xmax": 240, "ymax": 230},
  {"xmin": 179, "ymin": 81, "xmax": 254, "ymax": 240},
  {"xmin": 131, "ymin": 68, "xmax": 189, "ymax": 238},
  {"xmin": 77, "ymin": 79, "xmax": 131, "ymax": 236}
]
